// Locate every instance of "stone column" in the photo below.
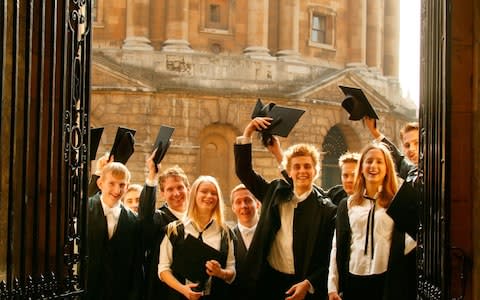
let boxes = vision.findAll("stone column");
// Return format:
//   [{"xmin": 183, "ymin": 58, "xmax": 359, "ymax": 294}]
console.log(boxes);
[
  {"xmin": 243, "ymin": 0, "xmax": 271, "ymax": 57},
  {"xmin": 383, "ymin": 0, "xmax": 400, "ymax": 77},
  {"xmin": 122, "ymin": 0, "xmax": 153, "ymax": 50},
  {"xmin": 276, "ymin": 0, "xmax": 300, "ymax": 60},
  {"xmin": 347, "ymin": 0, "xmax": 367, "ymax": 67},
  {"xmin": 162, "ymin": 0, "xmax": 192, "ymax": 52},
  {"xmin": 366, "ymin": 0, "xmax": 384, "ymax": 71}
]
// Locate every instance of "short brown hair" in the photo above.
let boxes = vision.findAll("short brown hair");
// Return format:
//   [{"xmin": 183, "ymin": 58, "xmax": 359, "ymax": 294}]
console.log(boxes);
[
  {"xmin": 158, "ymin": 165, "xmax": 190, "ymax": 191},
  {"xmin": 230, "ymin": 184, "xmax": 256, "ymax": 204},
  {"xmin": 400, "ymin": 122, "xmax": 419, "ymax": 140}
]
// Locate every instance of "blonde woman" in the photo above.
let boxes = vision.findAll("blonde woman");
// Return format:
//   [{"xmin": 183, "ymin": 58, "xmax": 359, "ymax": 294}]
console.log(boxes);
[
  {"xmin": 328, "ymin": 142, "xmax": 416, "ymax": 300},
  {"xmin": 158, "ymin": 176, "xmax": 235, "ymax": 300}
]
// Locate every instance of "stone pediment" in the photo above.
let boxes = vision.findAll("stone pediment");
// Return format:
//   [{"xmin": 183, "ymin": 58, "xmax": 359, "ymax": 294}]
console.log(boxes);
[
  {"xmin": 300, "ymin": 69, "xmax": 417, "ymax": 119},
  {"xmin": 92, "ymin": 61, "xmax": 154, "ymax": 92}
]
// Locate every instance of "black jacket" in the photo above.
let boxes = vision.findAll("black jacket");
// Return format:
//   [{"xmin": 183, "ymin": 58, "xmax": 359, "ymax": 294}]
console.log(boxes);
[
  {"xmin": 138, "ymin": 185, "xmax": 179, "ymax": 300},
  {"xmin": 234, "ymin": 143, "xmax": 337, "ymax": 298},
  {"xmin": 86, "ymin": 194, "xmax": 142, "ymax": 300}
]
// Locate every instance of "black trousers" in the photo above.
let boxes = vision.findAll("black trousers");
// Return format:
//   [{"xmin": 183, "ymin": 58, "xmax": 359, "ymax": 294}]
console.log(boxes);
[
  {"xmin": 342, "ymin": 272, "xmax": 386, "ymax": 300},
  {"xmin": 258, "ymin": 264, "xmax": 299, "ymax": 300}
]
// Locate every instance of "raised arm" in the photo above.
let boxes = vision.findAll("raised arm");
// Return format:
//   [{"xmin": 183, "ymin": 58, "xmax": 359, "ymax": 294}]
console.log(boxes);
[
  {"xmin": 138, "ymin": 151, "xmax": 161, "ymax": 250},
  {"xmin": 234, "ymin": 117, "xmax": 273, "ymax": 202},
  {"xmin": 266, "ymin": 136, "xmax": 292, "ymax": 185},
  {"xmin": 88, "ymin": 153, "xmax": 113, "ymax": 197}
]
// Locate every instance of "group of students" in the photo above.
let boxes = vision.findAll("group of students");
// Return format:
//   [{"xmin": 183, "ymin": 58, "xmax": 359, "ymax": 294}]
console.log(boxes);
[{"xmin": 84, "ymin": 113, "xmax": 420, "ymax": 300}]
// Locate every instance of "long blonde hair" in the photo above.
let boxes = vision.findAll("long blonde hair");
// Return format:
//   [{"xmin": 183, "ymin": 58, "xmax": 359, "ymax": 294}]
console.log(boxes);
[
  {"xmin": 350, "ymin": 143, "xmax": 398, "ymax": 208},
  {"xmin": 187, "ymin": 175, "xmax": 227, "ymax": 230}
]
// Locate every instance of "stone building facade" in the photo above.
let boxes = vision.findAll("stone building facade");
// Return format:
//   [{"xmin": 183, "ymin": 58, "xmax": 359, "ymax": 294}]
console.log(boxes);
[{"xmin": 91, "ymin": 0, "xmax": 416, "ymax": 219}]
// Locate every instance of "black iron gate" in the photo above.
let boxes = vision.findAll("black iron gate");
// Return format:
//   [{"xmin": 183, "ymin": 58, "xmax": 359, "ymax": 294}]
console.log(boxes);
[
  {"xmin": 417, "ymin": 0, "xmax": 451, "ymax": 299},
  {"xmin": 0, "ymin": 0, "xmax": 91, "ymax": 298}
]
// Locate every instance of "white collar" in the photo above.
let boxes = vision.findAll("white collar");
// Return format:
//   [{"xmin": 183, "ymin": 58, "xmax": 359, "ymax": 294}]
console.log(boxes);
[
  {"xmin": 294, "ymin": 188, "xmax": 312, "ymax": 203},
  {"xmin": 238, "ymin": 222, "xmax": 257, "ymax": 234},
  {"xmin": 167, "ymin": 206, "xmax": 186, "ymax": 221},
  {"xmin": 100, "ymin": 195, "xmax": 122, "ymax": 218}
]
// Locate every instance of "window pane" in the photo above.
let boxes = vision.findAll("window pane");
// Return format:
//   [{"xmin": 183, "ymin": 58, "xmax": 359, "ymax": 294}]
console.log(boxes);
[
  {"xmin": 210, "ymin": 4, "xmax": 220, "ymax": 23},
  {"xmin": 312, "ymin": 16, "xmax": 319, "ymax": 28}
]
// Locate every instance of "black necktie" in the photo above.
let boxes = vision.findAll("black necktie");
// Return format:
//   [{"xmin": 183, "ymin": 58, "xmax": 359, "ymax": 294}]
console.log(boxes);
[{"xmin": 198, "ymin": 220, "xmax": 214, "ymax": 242}]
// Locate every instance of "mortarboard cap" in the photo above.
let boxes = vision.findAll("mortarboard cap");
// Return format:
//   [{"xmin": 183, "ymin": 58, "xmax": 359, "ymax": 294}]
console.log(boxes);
[
  {"xmin": 171, "ymin": 234, "xmax": 226, "ymax": 291},
  {"xmin": 109, "ymin": 127, "xmax": 136, "ymax": 164},
  {"xmin": 339, "ymin": 86, "xmax": 379, "ymax": 120},
  {"xmin": 89, "ymin": 127, "xmax": 104, "ymax": 161},
  {"xmin": 251, "ymin": 99, "xmax": 305, "ymax": 146},
  {"xmin": 152, "ymin": 125, "xmax": 175, "ymax": 169},
  {"xmin": 386, "ymin": 181, "xmax": 419, "ymax": 239}
]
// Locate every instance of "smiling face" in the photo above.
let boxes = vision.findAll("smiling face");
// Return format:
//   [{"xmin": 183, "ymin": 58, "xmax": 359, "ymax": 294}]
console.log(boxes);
[
  {"xmin": 231, "ymin": 188, "xmax": 259, "ymax": 227},
  {"xmin": 98, "ymin": 172, "xmax": 128, "ymax": 207},
  {"xmin": 341, "ymin": 161, "xmax": 357, "ymax": 195},
  {"xmin": 287, "ymin": 155, "xmax": 317, "ymax": 195},
  {"xmin": 195, "ymin": 182, "xmax": 219, "ymax": 215},
  {"xmin": 402, "ymin": 129, "xmax": 419, "ymax": 165},
  {"xmin": 161, "ymin": 176, "xmax": 188, "ymax": 212},
  {"xmin": 361, "ymin": 148, "xmax": 387, "ymax": 187}
]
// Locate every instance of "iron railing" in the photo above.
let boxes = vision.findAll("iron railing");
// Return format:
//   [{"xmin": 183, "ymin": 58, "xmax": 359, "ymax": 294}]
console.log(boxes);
[
  {"xmin": 0, "ymin": 0, "xmax": 91, "ymax": 298},
  {"xmin": 417, "ymin": 0, "xmax": 450, "ymax": 299}
]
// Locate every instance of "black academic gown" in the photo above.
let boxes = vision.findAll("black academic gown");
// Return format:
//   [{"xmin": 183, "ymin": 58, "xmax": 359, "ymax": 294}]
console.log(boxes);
[
  {"xmin": 138, "ymin": 185, "xmax": 179, "ymax": 300},
  {"xmin": 86, "ymin": 194, "xmax": 142, "ymax": 300},
  {"xmin": 234, "ymin": 143, "xmax": 337, "ymax": 299},
  {"xmin": 326, "ymin": 184, "xmax": 348, "ymax": 206}
]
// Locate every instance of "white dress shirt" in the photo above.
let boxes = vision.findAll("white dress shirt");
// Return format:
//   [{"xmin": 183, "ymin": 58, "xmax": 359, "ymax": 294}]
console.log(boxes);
[
  {"xmin": 237, "ymin": 223, "xmax": 257, "ymax": 250},
  {"xmin": 100, "ymin": 196, "xmax": 122, "ymax": 239},
  {"xmin": 167, "ymin": 206, "xmax": 185, "ymax": 221},
  {"xmin": 158, "ymin": 218, "xmax": 236, "ymax": 295},
  {"xmin": 267, "ymin": 190, "xmax": 310, "ymax": 274},
  {"xmin": 327, "ymin": 197, "xmax": 417, "ymax": 293}
]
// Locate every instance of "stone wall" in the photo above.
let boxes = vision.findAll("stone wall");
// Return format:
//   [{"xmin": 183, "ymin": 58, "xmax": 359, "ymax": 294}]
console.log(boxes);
[{"xmin": 91, "ymin": 88, "xmax": 411, "ymax": 221}]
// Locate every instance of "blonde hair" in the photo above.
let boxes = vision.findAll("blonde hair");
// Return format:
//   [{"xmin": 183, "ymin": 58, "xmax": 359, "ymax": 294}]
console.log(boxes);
[
  {"xmin": 350, "ymin": 143, "xmax": 398, "ymax": 208},
  {"xmin": 282, "ymin": 143, "xmax": 320, "ymax": 179},
  {"xmin": 125, "ymin": 183, "xmax": 142, "ymax": 194},
  {"xmin": 187, "ymin": 176, "xmax": 227, "ymax": 230},
  {"xmin": 100, "ymin": 162, "xmax": 131, "ymax": 182},
  {"xmin": 338, "ymin": 152, "xmax": 360, "ymax": 168}
]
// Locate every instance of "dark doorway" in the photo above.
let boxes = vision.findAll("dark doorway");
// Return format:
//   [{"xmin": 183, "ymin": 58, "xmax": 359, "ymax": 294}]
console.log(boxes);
[{"xmin": 321, "ymin": 125, "xmax": 347, "ymax": 189}]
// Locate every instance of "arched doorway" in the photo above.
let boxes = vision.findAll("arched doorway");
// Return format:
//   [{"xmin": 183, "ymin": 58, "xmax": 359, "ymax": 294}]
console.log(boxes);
[{"xmin": 198, "ymin": 124, "xmax": 238, "ymax": 221}]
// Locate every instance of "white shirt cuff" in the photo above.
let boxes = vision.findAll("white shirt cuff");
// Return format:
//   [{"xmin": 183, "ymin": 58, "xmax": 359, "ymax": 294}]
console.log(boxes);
[
  {"xmin": 375, "ymin": 134, "xmax": 385, "ymax": 143},
  {"xmin": 145, "ymin": 177, "xmax": 158, "ymax": 187},
  {"xmin": 306, "ymin": 279, "xmax": 315, "ymax": 294},
  {"xmin": 236, "ymin": 136, "xmax": 252, "ymax": 145}
]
